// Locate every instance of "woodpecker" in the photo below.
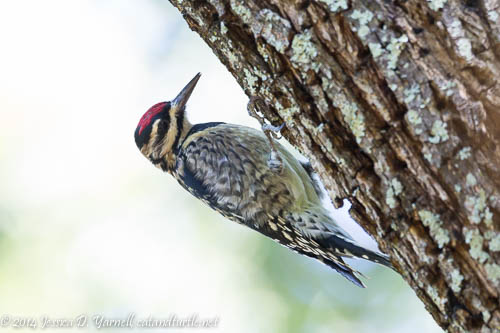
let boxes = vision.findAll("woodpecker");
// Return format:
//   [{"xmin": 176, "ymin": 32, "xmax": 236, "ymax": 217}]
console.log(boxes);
[{"xmin": 135, "ymin": 73, "xmax": 393, "ymax": 287}]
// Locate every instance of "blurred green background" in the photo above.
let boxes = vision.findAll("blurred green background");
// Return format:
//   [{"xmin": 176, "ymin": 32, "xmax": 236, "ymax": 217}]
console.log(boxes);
[{"xmin": 0, "ymin": 1, "xmax": 442, "ymax": 332}]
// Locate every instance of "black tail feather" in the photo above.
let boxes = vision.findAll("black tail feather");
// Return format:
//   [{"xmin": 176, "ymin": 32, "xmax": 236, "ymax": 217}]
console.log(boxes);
[
  {"xmin": 321, "ymin": 257, "xmax": 366, "ymax": 288},
  {"xmin": 323, "ymin": 234, "xmax": 394, "ymax": 270}
]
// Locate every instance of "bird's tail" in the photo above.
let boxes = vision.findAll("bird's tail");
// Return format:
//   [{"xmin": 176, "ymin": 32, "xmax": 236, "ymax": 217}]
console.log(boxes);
[
  {"xmin": 320, "ymin": 256, "xmax": 366, "ymax": 288},
  {"xmin": 324, "ymin": 233, "xmax": 394, "ymax": 269},
  {"xmin": 290, "ymin": 207, "xmax": 394, "ymax": 269},
  {"xmin": 285, "ymin": 208, "xmax": 394, "ymax": 287}
]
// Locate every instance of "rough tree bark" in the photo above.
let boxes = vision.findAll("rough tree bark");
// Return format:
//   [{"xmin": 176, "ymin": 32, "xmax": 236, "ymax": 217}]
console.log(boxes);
[{"xmin": 168, "ymin": 0, "xmax": 500, "ymax": 332}]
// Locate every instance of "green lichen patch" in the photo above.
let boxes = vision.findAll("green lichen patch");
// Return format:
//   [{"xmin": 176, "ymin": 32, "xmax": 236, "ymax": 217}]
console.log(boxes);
[
  {"xmin": 402, "ymin": 83, "xmax": 426, "ymax": 129},
  {"xmin": 368, "ymin": 42, "xmax": 383, "ymax": 58},
  {"xmin": 315, "ymin": 123, "xmax": 325, "ymax": 133},
  {"xmin": 220, "ymin": 21, "xmax": 228, "ymax": 34},
  {"xmin": 457, "ymin": 147, "xmax": 471, "ymax": 160},
  {"xmin": 482, "ymin": 311, "xmax": 491, "ymax": 323},
  {"xmin": 327, "ymin": 90, "xmax": 367, "ymax": 147},
  {"xmin": 275, "ymin": 103, "xmax": 300, "ymax": 124},
  {"xmin": 464, "ymin": 229, "xmax": 489, "ymax": 263},
  {"xmin": 484, "ymin": 263, "xmax": 500, "ymax": 283},
  {"xmin": 322, "ymin": 79, "xmax": 369, "ymax": 151},
  {"xmin": 229, "ymin": 0, "xmax": 252, "ymax": 26},
  {"xmin": 392, "ymin": 178, "xmax": 403, "ymax": 194},
  {"xmin": 446, "ymin": 20, "xmax": 474, "ymax": 63},
  {"xmin": 290, "ymin": 30, "xmax": 318, "ymax": 64},
  {"xmin": 441, "ymin": 80, "xmax": 456, "ymax": 97},
  {"xmin": 426, "ymin": 285, "xmax": 447, "ymax": 311},
  {"xmin": 243, "ymin": 68, "xmax": 258, "ymax": 94},
  {"xmin": 406, "ymin": 110, "xmax": 422, "ymax": 126},
  {"xmin": 427, "ymin": 0, "xmax": 447, "ymax": 11},
  {"xmin": 465, "ymin": 189, "xmax": 493, "ymax": 225},
  {"xmin": 386, "ymin": 178, "xmax": 403, "ymax": 209},
  {"xmin": 301, "ymin": 118, "xmax": 326, "ymax": 137},
  {"xmin": 230, "ymin": 3, "xmax": 292, "ymax": 56},
  {"xmin": 466, "ymin": 173, "xmax": 477, "ymax": 187},
  {"xmin": 212, "ymin": 41, "xmax": 242, "ymax": 76},
  {"xmin": 386, "ymin": 35, "xmax": 408, "ymax": 70},
  {"xmin": 259, "ymin": 9, "xmax": 291, "ymax": 54},
  {"xmin": 424, "ymin": 152, "xmax": 433, "ymax": 164},
  {"xmin": 318, "ymin": 0, "xmax": 348, "ymax": 12},
  {"xmin": 457, "ymin": 38, "xmax": 473, "ymax": 62},
  {"xmin": 339, "ymin": 101, "xmax": 366, "ymax": 145},
  {"xmin": 350, "ymin": 9, "xmax": 374, "ymax": 26},
  {"xmin": 350, "ymin": 9, "xmax": 374, "ymax": 39},
  {"xmin": 403, "ymin": 84, "xmax": 420, "ymax": 104},
  {"xmin": 309, "ymin": 85, "xmax": 330, "ymax": 114},
  {"xmin": 428, "ymin": 120, "xmax": 449, "ymax": 144},
  {"xmin": 454, "ymin": 185, "xmax": 461, "ymax": 193},
  {"xmin": 488, "ymin": 10, "xmax": 499, "ymax": 22},
  {"xmin": 420, "ymin": 98, "xmax": 430, "ymax": 109},
  {"xmin": 449, "ymin": 269, "xmax": 464, "ymax": 293},
  {"xmin": 386, "ymin": 188, "xmax": 397, "ymax": 208},
  {"xmin": 418, "ymin": 210, "xmax": 450, "ymax": 248},
  {"xmin": 226, "ymin": 50, "xmax": 239, "ymax": 67},
  {"xmin": 486, "ymin": 232, "xmax": 500, "ymax": 252}
]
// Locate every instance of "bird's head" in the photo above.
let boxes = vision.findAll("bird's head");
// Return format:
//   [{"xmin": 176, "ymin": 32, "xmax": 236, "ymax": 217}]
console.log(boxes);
[{"xmin": 135, "ymin": 73, "xmax": 200, "ymax": 169}]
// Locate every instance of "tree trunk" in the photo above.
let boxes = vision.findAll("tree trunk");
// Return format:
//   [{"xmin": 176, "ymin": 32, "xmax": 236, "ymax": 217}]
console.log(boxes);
[{"xmin": 168, "ymin": 0, "xmax": 500, "ymax": 331}]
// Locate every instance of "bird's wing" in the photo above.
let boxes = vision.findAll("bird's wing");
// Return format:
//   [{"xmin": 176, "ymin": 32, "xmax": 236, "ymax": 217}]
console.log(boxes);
[{"xmin": 175, "ymin": 123, "xmax": 313, "ymax": 223}]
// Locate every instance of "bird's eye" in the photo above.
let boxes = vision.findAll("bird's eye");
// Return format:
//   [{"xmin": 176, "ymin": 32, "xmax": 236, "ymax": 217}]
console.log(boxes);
[
  {"xmin": 156, "ymin": 118, "xmax": 169, "ymax": 138},
  {"xmin": 159, "ymin": 119, "xmax": 169, "ymax": 131}
]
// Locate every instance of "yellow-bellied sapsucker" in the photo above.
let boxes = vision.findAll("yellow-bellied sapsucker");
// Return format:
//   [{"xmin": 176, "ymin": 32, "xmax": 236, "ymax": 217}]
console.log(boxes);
[{"xmin": 134, "ymin": 73, "xmax": 392, "ymax": 287}]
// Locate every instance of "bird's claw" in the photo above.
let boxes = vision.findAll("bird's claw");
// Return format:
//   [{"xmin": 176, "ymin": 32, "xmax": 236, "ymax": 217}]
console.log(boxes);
[
  {"xmin": 247, "ymin": 97, "xmax": 284, "ymax": 174},
  {"xmin": 262, "ymin": 123, "xmax": 285, "ymax": 140}
]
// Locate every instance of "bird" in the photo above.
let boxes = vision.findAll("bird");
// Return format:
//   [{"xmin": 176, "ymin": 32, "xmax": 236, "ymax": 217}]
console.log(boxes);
[{"xmin": 134, "ymin": 73, "xmax": 393, "ymax": 287}]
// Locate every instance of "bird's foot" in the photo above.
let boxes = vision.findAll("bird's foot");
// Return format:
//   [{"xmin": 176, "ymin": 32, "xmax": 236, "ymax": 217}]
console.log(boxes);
[
  {"xmin": 247, "ymin": 97, "xmax": 284, "ymax": 174},
  {"xmin": 262, "ymin": 123, "xmax": 285, "ymax": 140}
]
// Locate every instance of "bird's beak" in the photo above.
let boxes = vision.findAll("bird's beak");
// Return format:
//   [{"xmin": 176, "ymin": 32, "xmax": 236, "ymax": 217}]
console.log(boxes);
[{"xmin": 171, "ymin": 73, "xmax": 201, "ymax": 110}]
